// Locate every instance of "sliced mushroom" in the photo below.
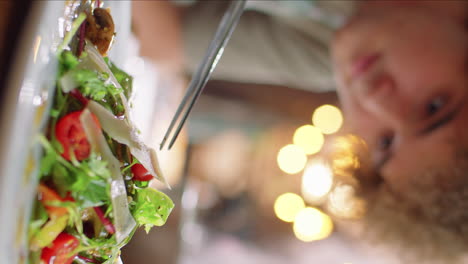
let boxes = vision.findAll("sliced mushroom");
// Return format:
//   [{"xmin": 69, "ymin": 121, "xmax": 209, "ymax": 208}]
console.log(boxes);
[{"xmin": 85, "ymin": 8, "xmax": 115, "ymax": 56}]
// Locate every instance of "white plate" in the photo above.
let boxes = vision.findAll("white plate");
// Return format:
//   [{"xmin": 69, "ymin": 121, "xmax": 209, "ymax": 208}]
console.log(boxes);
[{"xmin": 0, "ymin": 1, "xmax": 131, "ymax": 262}]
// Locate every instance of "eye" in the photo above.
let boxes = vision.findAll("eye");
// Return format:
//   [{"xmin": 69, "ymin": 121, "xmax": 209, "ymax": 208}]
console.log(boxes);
[
  {"xmin": 378, "ymin": 133, "xmax": 394, "ymax": 151},
  {"xmin": 373, "ymin": 132, "xmax": 394, "ymax": 171},
  {"xmin": 426, "ymin": 96, "xmax": 447, "ymax": 116}
]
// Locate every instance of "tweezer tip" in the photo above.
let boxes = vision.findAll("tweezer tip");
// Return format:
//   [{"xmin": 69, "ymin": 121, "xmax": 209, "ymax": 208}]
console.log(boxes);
[
  {"xmin": 168, "ymin": 137, "xmax": 177, "ymax": 150},
  {"xmin": 159, "ymin": 136, "xmax": 168, "ymax": 150}
]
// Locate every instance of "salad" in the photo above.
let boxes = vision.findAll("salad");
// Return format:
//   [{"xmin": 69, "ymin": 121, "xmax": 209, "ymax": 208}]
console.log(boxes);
[{"xmin": 27, "ymin": 1, "xmax": 174, "ymax": 263}]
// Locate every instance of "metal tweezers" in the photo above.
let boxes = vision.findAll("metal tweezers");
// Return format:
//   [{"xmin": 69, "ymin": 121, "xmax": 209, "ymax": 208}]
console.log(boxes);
[{"xmin": 160, "ymin": 0, "xmax": 247, "ymax": 150}]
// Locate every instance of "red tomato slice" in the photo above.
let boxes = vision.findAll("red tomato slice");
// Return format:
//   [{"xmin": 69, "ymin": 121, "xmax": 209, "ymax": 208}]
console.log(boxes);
[
  {"xmin": 55, "ymin": 111, "xmax": 99, "ymax": 161},
  {"xmin": 41, "ymin": 233, "xmax": 79, "ymax": 264},
  {"xmin": 38, "ymin": 184, "xmax": 73, "ymax": 218},
  {"xmin": 131, "ymin": 164, "xmax": 153, "ymax": 181}
]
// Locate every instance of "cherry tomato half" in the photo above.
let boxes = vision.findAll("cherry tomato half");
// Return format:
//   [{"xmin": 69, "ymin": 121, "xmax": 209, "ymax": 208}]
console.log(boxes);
[
  {"xmin": 131, "ymin": 164, "xmax": 153, "ymax": 181},
  {"xmin": 41, "ymin": 233, "xmax": 79, "ymax": 264},
  {"xmin": 38, "ymin": 184, "xmax": 74, "ymax": 218},
  {"xmin": 55, "ymin": 111, "xmax": 100, "ymax": 161}
]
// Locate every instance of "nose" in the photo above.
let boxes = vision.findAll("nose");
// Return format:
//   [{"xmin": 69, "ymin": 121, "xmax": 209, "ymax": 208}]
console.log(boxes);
[{"xmin": 359, "ymin": 73, "xmax": 413, "ymax": 131}]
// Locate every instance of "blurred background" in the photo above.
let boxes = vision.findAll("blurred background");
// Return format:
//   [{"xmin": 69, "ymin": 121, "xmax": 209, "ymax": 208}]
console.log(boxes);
[
  {"xmin": 119, "ymin": 2, "xmax": 400, "ymax": 263},
  {"xmin": 121, "ymin": 73, "xmax": 401, "ymax": 264},
  {"xmin": 0, "ymin": 1, "xmax": 405, "ymax": 263}
]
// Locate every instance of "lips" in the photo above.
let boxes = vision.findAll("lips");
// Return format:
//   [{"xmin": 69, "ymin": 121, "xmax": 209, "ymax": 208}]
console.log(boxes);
[{"xmin": 351, "ymin": 53, "xmax": 381, "ymax": 80}]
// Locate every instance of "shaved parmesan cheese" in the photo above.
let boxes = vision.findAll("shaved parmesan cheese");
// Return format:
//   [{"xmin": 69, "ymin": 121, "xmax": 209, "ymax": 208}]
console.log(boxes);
[
  {"xmin": 59, "ymin": 70, "xmax": 78, "ymax": 93},
  {"xmin": 83, "ymin": 42, "xmax": 121, "ymax": 89},
  {"xmin": 80, "ymin": 109, "xmax": 136, "ymax": 243},
  {"xmin": 59, "ymin": 42, "xmax": 166, "ymax": 186},
  {"xmin": 87, "ymin": 101, "xmax": 167, "ymax": 186}
]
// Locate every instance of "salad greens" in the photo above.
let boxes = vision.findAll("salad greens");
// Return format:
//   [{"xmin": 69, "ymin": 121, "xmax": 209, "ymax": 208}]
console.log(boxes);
[
  {"xmin": 28, "ymin": 2, "xmax": 174, "ymax": 263},
  {"xmin": 131, "ymin": 188, "xmax": 174, "ymax": 233}
]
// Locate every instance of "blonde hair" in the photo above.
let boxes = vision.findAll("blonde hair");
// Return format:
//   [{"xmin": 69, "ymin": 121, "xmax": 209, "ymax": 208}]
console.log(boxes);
[{"xmin": 356, "ymin": 149, "xmax": 468, "ymax": 263}]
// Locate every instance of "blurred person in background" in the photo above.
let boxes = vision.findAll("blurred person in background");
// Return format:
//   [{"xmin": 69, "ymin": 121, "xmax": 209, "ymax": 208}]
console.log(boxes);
[
  {"xmin": 332, "ymin": 1, "xmax": 468, "ymax": 263},
  {"xmin": 133, "ymin": 0, "xmax": 468, "ymax": 262}
]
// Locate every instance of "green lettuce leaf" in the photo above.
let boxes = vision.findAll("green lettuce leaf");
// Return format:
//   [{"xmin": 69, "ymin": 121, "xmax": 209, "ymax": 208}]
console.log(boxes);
[
  {"xmin": 74, "ymin": 69, "xmax": 119, "ymax": 101},
  {"xmin": 39, "ymin": 142, "xmax": 59, "ymax": 178},
  {"xmin": 58, "ymin": 51, "xmax": 79, "ymax": 77},
  {"xmin": 73, "ymin": 178, "xmax": 109, "ymax": 208},
  {"xmin": 51, "ymin": 163, "xmax": 74, "ymax": 197},
  {"xmin": 131, "ymin": 188, "xmax": 174, "ymax": 233},
  {"xmin": 70, "ymin": 155, "xmax": 112, "ymax": 208},
  {"xmin": 38, "ymin": 136, "xmax": 112, "ymax": 208},
  {"xmin": 108, "ymin": 61, "xmax": 133, "ymax": 98},
  {"xmin": 28, "ymin": 202, "xmax": 49, "ymax": 241}
]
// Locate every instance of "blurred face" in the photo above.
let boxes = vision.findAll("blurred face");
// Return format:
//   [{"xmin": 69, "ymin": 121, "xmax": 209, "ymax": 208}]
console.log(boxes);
[{"xmin": 331, "ymin": 6, "xmax": 468, "ymax": 195}]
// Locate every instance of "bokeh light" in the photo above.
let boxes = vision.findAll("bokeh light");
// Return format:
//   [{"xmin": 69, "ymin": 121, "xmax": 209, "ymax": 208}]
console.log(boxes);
[
  {"xmin": 293, "ymin": 125, "xmax": 324, "ymax": 155},
  {"xmin": 293, "ymin": 207, "xmax": 334, "ymax": 242},
  {"xmin": 332, "ymin": 155, "xmax": 360, "ymax": 171},
  {"xmin": 332, "ymin": 134, "xmax": 367, "ymax": 155},
  {"xmin": 332, "ymin": 135, "xmax": 354, "ymax": 151},
  {"xmin": 312, "ymin": 104, "xmax": 343, "ymax": 134},
  {"xmin": 327, "ymin": 184, "xmax": 366, "ymax": 220},
  {"xmin": 302, "ymin": 159, "xmax": 333, "ymax": 204},
  {"xmin": 274, "ymin": 193, "xmax": 306, "ymax": 223},
  {"xmin": 277, "ymin": 144, "xmax": 307, "ymax": 174}
]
